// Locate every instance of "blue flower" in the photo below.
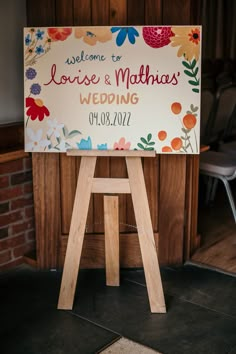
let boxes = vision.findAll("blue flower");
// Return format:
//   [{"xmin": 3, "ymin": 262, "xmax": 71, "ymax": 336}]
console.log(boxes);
[
  {"xmin": 97, "ymin": 143, "xmax": 107, "ymax": 150},
  {"xmin": 25, "ymin": 34, "xmax": 31, "ymax": 46},
  {"xmin": 76, "ymin": 136, "xmax": 92, "ymax": 150},
  {"xmin": 111, "ymin": 27, "xmax": 139, "ymax": 46},
  {"xmin": 30, "ymin": 83, "xmax": 41, "ymax": 95},
  {"xmin": 36, "ymin": 29, "xmax": 44, "ymax": 40},
  {"xmin": 35, "ymin": 45, "xmax": 44, "ymax": 55},
  {"xmin": 25, "ymin": 68, "xmax": 37, "ymax": 80}
]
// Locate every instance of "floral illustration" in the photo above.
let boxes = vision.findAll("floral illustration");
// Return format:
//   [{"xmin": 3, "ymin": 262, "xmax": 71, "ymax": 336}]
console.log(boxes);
[
  {"xmin": 171, "ymin": 27, "xmax": 200, "ymax": 93},
  {"xmin": 25, "ymin": 97, "xmax": 50, "ymax": 125},
  {"xmin": 143, "ymin": 27, "xmax": 173, "ymax": 48},
  {"xmin": 171, "ymin": 27, "xmax": 200, "ymax": 61},
  {"xmin": 47, "ymin": 119, "xmax": 64, "ymax": 138},
  {"xmin": 157, "ymin": 102, "xmax": 199, "ymax": 153},
  {"xmin": 74, "ymin": 27, "xmax": 112, "ymax": 45},
  {"xmin": 97, "ymin": 143, "xmax": 108, "ymax": 150},
  {"xmin": 111, "ymin": 27, "xmax": 139, "ymax": 46},
  {"xmin": 30, "ymin": 83, "xmax": 41, "ymax": 95},
  {"xmin": 47, "ymin": 28, "xmax": 72, "ymax": 41},
  {"xmin": 77, "ymin": 136, "xmax": 92, "ymax": 150},
  {"xmin": 25, "ymin": 67, "xmax": 37, "ymax": 80},
  {"xmin": 26, "ymin": 128, "xmax": 50, "ymax": 152},
  {"xmin": 137, "ymin": 134, "xmax": 155, "ymax": 151},
  {"xmin": 114, "ymin": 137, "xmax": 131, "ymax": 150},
  {"xmin": 24, "ymin": 28, "xmax": 52, "ymax": 66}
]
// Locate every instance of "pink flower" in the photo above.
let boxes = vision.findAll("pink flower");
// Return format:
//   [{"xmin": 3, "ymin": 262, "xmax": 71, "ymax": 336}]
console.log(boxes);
[{"xmin": 113, "ymin": 137, "xmax": 131, "ymax": 150}]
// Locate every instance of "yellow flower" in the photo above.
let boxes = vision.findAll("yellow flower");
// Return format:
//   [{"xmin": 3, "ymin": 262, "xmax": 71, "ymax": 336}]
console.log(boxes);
[
  {"xmin": 171, "ymin": 27, "xmax": 200, "ymax": 61},
  {"xmin": 74, "ymin": 27, "xmax": 112, "ymax": 46}
]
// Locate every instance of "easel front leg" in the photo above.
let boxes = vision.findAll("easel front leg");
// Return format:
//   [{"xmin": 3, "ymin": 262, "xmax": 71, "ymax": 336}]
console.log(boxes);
[
  {"xmin": 58, "ymin": 156, "xmax": 97, "ymax": 309},
  {"xmin": 126, "ymin": 157, "xmax": 166, "ymax": 313}
]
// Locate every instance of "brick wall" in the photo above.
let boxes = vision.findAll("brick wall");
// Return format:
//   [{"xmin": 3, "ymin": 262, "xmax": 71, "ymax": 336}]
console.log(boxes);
[{"xmin": 0, "ymin": 156, "xmax": 35, "ymax": 271}]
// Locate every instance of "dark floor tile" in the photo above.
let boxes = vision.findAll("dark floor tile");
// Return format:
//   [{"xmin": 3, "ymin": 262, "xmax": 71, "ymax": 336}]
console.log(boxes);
[
  {"xmin": 1, "ymin": 309, "xmax": 119, "ymax": 354},
  {"xmin": 122, "ymin": 265, "xmax": 236, "ymax": 318},
  {"xmin": 72, "ymin": 270, "xmax": 236, "ymax": 354},
  {"xmin": 0, "ymin": 266, "xmax": 61, "ymax": 333},
  {"xmin": 0, "ymin": 267, "xmax": 119, "ymax": 354}
]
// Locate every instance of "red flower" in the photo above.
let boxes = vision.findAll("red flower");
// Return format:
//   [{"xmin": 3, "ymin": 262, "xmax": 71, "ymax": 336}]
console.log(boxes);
[
  {"xmin": 47, "ymin": 28, "xmax": 72, "ymax": 41},
  {"xmin": 26, "ymin": 97, "xmax": 50, "ymax": 121}
]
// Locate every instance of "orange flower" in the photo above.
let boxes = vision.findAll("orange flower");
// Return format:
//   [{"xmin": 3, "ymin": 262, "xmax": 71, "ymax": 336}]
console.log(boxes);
[
  {"xmin": 74, "ymin": 27, "xmax": 112, "ymax": 46},
  {"xmin": 188, "ymin": 28, "xmax": 200, "ymax": 45},
  {"xmin": 47, "ymin": 28, "xmax": 72, "ymax": 41},
  {"xmin": 113, "ymin": 137, "xmax": 131, "ymax": 150},
  {"xmin": 171, "ymin": 102, "xmax": 182, "ymax": 114},
  {"xmin": 162, "ymin": 146, "xmax": 172, "ymax": 152},
  {"xmin": 171, "ymin": 137, "xmax": 183, "ymax": 151},
  {"xmin": 158, "ymin": 131, "xmax": 167, "ymax": 141},
  {"xmin": 26, "ymin": 97, "xmax": 50, "ymax": 121},
  {"xmin": 183, "ymin": 114, "xmax": 197, "ymax": 129}
]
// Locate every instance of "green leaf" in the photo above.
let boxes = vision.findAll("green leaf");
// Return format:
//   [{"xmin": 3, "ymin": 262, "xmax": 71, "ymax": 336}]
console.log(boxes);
[
  {"xmin": 137, "ymin": 143, "xmax": 145, "ymax": 149},
  {"xmin": 145, "ymin": 147, "xmax": 155, "ymax": 151},
  {"xmin": 147, "ymin": 141, "xmax": 155, "ymax": 146},
  {"xmin": 186, "ymin": 110, "xmax": 192, "ymax": 115},
  {"xmin": 184, "ymin": 70, "xmax": 195, "ymax": 77},
  {"xmin": 193, "ymin": 67, "xmax": 199, "ymax": 76},
  {"xmin": 188, "ymin": 80, "xmax": 199, "ymax": 86},
  {"xmin": 190, "ymin": 104, "xmax": 198, "ymax": 112},
  {"xmin": 181, "ymin": 128, "xmax": 190, "ymax": 133},
  {"xmin": 56, "ymin": 137, "xmax": 61, "ymax": 144},
  {"xmin": 192, "ymin": 88, "xmax": 199, "ymax": 93},
  {"xmin": 141, "ymin": 137, "xmax": 148, "ymax": 144},
  {"xmin": 68, "ymin": 130, "xmax": 81, "ymax": 138},
  {"xmin": 181, "ymin": 136, "xmax": 188, "ymax": 140},
  {"xmin": 182, "ymin": 61, "xmax": 191, "ymax": 69},
  {"xmin": 190, "ymin": 59, "xmax": 196, "ymax": 69},
  {"xmin": 185, "ymin": 143, "xmax": 191, "ymax": 149},
  {"xmin": 147, "ymin": 133, "xmax": 152, "ymax": 142},
  {"xmin": 63, "ymin": 125, "xmax": 69, "ymax": 138}
]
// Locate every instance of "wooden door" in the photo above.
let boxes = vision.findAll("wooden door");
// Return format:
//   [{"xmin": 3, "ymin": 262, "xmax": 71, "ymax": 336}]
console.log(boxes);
[{"xmin": 27, "ymin": 0, "xmax": 200, "ymax": 269}]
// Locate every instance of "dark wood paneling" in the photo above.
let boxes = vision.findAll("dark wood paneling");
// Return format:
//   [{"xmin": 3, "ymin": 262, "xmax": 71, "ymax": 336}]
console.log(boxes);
[
  {"xmin": 74, "ymin": 0, "xmax": 92, "ymax": 25},
  {"xmin": 127, "ymin": 0, "xmax": 145, "ymax": 24},
  {"xmin": 162, "ymin": 0, "xmax": 191, "ymax": 24},
  {"xmin": 59, "ymin": 232, "xmax": 159, "ymax": 268},
  {"xmin": 110, "ymin": 0, "xmax": 127, "ymax": 25},
  {"xmin": 145, "ymin": 0, "xmax": 162, "ymax": 24},
  {"xmin": 26, "ymin": 0, "xmax": 55, "ymax": 26},
  {"xmin": 92, "ymin": 0, "xmax": 110, "ymax": 25},
  {"xmin": 55, "ymin": 0, "xmax": 74, "ymax": 25},
  {"xmin": 32, "ymin": 153, "xmax": 61, "ymax": 268},
  {"xmin": 159, "ymin": 155, "xmax": 186, "ymax": 264}
]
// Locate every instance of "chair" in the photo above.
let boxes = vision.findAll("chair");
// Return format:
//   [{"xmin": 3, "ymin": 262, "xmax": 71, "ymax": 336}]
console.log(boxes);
[
  {"xmin": 200, "ymin": 89, "xmax": 215, "ymax": 145},
  {"xmin": 199, "ymin": 150, "xmax": 236, "ymax": 222},
  {"xmin": 206, "ymin": 84, "xmax": 236, "ymax": 145}
]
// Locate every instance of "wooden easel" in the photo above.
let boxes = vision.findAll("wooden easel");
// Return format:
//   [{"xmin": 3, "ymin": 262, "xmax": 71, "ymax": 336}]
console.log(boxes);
[{"xmin": 57, "ymin": 150, "xmax": 166, "ymax": 313}]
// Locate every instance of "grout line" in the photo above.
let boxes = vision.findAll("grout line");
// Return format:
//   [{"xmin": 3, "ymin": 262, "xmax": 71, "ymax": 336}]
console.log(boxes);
[
  {"xmin": 124, "ymin": 277, "xmax": 236, "ymax": 321},
  {"xmin": 69, "ymin": 311, "xmax": 122, "ymax": 337}
]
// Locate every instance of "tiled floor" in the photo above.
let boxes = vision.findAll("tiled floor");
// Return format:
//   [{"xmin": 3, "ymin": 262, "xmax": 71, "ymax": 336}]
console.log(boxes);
[{"xmin": 1, "ymin": 264, "xmax": 236, "ymax": 354}]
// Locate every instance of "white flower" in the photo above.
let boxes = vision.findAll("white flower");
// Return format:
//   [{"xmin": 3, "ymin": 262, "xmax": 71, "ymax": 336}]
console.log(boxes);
[
  {"xmin": 57, "ymin": 138, "xmax": 67, "ymax": 151},
  {"xmin": 47, "ymin": 118, "xmax": 64, "ymax": 138},
  {"xmin": 26, "ymin": 128, "xmax": 50, "ymax": 152}
]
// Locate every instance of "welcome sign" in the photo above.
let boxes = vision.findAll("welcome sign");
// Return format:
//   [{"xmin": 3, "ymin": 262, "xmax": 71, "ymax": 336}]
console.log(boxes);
[{"xmin": 24, "ymin": 26, "xmax": 201, "ymax": 153}]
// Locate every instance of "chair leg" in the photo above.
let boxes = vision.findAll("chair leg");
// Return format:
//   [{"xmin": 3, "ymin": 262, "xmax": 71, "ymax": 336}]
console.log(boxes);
[
  {"xmin": 220, "ymin": 177, "xmax": 236, "ymax": 223},
  {"xmin": 210, "ymin": 178, "xmax": 219, "ymax": 202}
]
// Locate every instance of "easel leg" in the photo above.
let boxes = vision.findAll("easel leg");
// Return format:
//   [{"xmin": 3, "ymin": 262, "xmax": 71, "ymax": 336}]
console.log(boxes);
[
  {"xmin": 126, "ymin": 157, "xmax": 166, "ymax": 313},
  {"xmin": 104, "ymin": 195, "xmax": 120, "ymax": 286},
  {"xmin": 58, "ymin": 156, "xmax": 97, "ymax": 309}
]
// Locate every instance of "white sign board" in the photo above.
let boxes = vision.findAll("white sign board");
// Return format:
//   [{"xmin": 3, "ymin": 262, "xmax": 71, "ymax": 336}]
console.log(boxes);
[{"xmin": 24, "ymin": 26, "xmax": 201, "ymax": 153}]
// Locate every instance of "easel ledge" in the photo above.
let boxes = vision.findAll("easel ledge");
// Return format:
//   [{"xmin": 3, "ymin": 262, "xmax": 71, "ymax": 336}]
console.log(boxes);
[{"xmin": 67, "ymin": 149, "xmax": 156, "ymax": 157}]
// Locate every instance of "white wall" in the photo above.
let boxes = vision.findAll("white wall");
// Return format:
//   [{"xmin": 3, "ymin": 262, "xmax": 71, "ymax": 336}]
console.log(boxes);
[{"xmin": 0, "ymin": 0, "xmax": 26, "ymax": 124}]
